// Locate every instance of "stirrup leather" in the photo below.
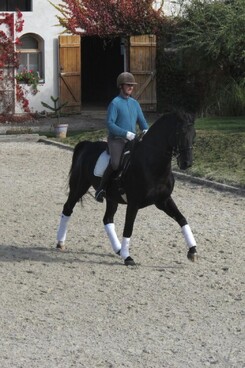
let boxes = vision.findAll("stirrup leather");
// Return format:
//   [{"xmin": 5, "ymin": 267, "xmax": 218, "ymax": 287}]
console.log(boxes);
[{"xmin": 95, "ymin": 189, "xmax": 106, "ymax": 203}]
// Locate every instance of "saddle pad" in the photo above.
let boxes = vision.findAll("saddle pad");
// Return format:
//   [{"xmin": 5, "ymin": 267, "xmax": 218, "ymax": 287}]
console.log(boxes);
[{"xmin": 94, "ymin": 150, "xmax": 110, "ymax": 177}]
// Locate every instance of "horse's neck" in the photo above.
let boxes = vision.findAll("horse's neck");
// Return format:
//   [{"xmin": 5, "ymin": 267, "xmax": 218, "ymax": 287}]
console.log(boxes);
[
  {"xmin": 147, "ymin": 120, "xmax": 175, "ymax": 146},
  {"xmin": 142, "ymin": 126, "xmax": 173, "ymax": 159},
  {"xmin": 133, "ymin": 133, "xmax": 173, "ymax": 178}
]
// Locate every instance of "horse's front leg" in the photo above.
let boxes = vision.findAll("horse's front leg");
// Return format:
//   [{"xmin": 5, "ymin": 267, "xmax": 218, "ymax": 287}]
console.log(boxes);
[
  {"xmin": 103, "ymin": 200, "xmax": 138, "ymax": 266},
  {"xmin": 121, "ymin": 204, "xmax": 139, "ymax": 266},
  {"xmin": 103, "ymin": 200, "xmax": 121, "ymax": 254},
  {"xmin": 155, "ymin": 196, "xmax": 198, "ymax": 261}
]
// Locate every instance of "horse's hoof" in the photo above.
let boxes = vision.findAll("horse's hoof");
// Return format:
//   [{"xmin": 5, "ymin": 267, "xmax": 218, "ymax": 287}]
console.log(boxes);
[
  {"xmin": 187, "ymin": 246, "xmax": 198, "ymax": 262},
  {"xmin": 124, "ymin": 256, "xmax": 136, "ymax": 266},
  {"xmin": 56, "ymin": 242, "xmax": 66, "ymax": 251},
  {"xmin": 116, "ymin": 250, "xmax": 121, "ymax": 256}
]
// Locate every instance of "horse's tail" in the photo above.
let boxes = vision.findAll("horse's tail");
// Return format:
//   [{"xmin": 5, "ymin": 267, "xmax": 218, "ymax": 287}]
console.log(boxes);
[
  {"xmin": 68, "ymin": 140, "xmax": 92, "ymax": 200},
  {"xmin": 70, "ymin": 141, "xmax": 90, "ymax": 174}
]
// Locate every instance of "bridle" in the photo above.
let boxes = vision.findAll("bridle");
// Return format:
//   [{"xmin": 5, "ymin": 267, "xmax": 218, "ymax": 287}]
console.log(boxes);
[
  {"xmin": 173, "ymin": 143, "xmax": 193, "ymax": 159},
  {"xmin": 172, "ymin": 123, "xmax": 194, "ymax": 158}
]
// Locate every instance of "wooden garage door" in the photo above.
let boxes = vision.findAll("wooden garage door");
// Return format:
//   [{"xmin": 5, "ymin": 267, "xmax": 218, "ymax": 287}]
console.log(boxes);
[
  {"xmin": 59, "ymin": 35, "xmax": 81, "ymax": 112},
  {"xmin": 129, "ymin": 35, "xmax": 156, "ymax": 111}
]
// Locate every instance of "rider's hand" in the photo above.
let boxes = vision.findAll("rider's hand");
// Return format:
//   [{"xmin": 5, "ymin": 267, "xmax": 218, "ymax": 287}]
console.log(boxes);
[
  {"xmin": 126, "ymin": 131, "xmax": 136, "ymax": 141},
  {"xmin": 142, "ymin": 129, "xmax": 148, "ymax": 135}
]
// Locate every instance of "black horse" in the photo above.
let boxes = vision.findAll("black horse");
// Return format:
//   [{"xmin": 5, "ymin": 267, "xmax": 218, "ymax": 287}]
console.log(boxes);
[{"xmin": 57, "ymin": 111, "xmax": 198, "ymax": 265}]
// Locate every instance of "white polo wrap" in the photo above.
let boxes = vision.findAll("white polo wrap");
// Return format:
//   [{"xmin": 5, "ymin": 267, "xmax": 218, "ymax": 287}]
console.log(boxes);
[
  {"xmin": 57, "ymin": 214, "xmax": 70, "ymax": 243},
  {"xmin": 181, "ymin": 224, "xmax": 196, "ymax": 248},
  {"xmin": 121, "ymin": 237, "xmax": 130, "ymax": 259},
  {"xmin": 104, "ymin": 223, "xmax": 121, "ymax": 253}
]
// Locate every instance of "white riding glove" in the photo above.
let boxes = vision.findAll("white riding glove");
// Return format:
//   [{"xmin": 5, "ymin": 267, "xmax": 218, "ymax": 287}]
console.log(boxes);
[
  {"xmin": 126, "ymin": 131, "xmax": 136, "ymax": 141},
  {"xmin": 142, "ymin": 129, "xmax": 148, "ymax": 135}
]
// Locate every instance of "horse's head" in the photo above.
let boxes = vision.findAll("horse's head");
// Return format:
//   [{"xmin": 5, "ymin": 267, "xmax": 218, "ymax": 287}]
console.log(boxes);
[{"xmin": 174, "ymin": 112, "xmax": 196, "ymax": 170}]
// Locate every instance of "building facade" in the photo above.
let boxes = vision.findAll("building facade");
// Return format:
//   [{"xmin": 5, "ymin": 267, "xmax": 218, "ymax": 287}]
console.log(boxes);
[{"xmin": 0, "ymin": 0, "xmax": 176, "ymax": 114}]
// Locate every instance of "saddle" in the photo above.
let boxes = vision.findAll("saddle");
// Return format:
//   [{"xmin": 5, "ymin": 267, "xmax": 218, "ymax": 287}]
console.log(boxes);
[{"xmin": 94, "ymin": 140, "xmax": 135, "ymax": 194}]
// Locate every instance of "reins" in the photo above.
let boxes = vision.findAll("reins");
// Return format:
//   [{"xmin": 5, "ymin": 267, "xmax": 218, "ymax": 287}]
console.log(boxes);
[
  {"xmin": 139, "ymin": 134, "xmax": 192, "ymax": 160},
  {"xmin": 134, "ymin": 119, "xmax": 194, "ymax": 161}
]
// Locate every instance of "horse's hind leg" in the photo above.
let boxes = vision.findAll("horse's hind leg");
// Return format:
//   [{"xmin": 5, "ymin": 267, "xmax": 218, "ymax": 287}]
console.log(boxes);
[
  {"xmin": 56, "ymin": 194, "xmax": 76, "ymax": 250},
  {"xmin": 57, "ymin": 181, "xmax": 90, "ymax": 250},
  {"xmin": 103, "ymin": 200, "xmax": 121, "ymax": 255},
  {"xmin": 155, "ymin": 196, "xmax": 197, "ymax": 261}
]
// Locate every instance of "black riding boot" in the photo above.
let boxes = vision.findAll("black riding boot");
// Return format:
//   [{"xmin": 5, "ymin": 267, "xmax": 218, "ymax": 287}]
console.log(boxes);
[{"xmin": 95, "ymin": 163, "xmax": 114, "ymax": 203}]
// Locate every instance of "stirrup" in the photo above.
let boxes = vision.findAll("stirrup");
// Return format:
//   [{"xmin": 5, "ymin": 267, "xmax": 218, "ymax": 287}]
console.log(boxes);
[{"xmin": 95, "ymin": 189, "xmax": 106, "ymax": 203}]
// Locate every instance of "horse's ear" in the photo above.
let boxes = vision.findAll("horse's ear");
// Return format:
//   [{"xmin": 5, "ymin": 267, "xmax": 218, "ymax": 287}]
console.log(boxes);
[{"xmin": 187, "ymin": 112, "xmax": 196, "ymax": 124}]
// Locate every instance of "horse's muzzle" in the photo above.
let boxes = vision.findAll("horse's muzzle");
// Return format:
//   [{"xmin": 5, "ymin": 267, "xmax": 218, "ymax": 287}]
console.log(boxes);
[
  {"xmin": 179, "ymin": 161, "xmax": 192, "ymax": 170},
  {"xmin": 177, "ymin": 154, "xmax": 193, "ymax": 170}
]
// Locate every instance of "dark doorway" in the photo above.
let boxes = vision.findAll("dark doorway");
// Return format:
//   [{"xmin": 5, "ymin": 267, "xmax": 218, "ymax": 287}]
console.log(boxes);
[
  {"xmin": 81, "ymin": 37, "xmax": 124, "ymax": 109},
  {"xmin": 0, "ymin": 0, "xmax": 31, "ymax": 11}
]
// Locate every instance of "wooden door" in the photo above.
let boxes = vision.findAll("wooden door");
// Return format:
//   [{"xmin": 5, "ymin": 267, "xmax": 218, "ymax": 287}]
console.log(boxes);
[
  {"xmin": 129, "ymin": 35, "xmax": 156, "ymax": 111},
  {"xmin": 59, "ymin": 35, "xmax": 81, "ymax": 112}
]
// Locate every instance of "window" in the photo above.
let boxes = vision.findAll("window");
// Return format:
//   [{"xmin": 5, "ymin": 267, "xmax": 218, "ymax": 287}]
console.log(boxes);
[
  {"xmin": 0, "ymin": 0, "xmax": 32, "ymax": 11},
  {"xmin": 17, "ymin": 34, "xmax": 44, "ymax": 81}
]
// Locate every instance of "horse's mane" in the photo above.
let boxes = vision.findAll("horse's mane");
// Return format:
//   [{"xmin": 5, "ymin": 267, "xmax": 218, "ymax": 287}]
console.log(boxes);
[{"xmin": 150, "ymin": 111, "xmax": 195, "ymax": 130}]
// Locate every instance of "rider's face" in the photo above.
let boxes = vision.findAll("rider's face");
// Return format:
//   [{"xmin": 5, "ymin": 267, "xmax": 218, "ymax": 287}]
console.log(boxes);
[{"xmin": 121, "ymin": 84, "xmax": 134, "ymax": 97}]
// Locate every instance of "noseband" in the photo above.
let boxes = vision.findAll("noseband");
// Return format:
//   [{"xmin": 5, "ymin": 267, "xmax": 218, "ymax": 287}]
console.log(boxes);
[{"xmin": 173, "ymin": 144, "xmax": 193, "ymax": 158}]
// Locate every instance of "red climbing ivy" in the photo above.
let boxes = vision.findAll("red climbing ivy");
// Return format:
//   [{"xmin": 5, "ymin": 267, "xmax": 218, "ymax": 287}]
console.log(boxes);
[
  {"xmin": 0, "ymin": 10, "xmax": 31, "ymax": 118},
  {"xmin": 53, "ymin": 0, "xmax": 165, "ymax": 37}
]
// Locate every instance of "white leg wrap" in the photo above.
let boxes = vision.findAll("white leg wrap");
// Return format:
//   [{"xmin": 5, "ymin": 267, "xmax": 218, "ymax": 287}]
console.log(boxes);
[
  {"xmin": 104, "ymin": 223, "xmax": 121, "ymax": 253},
  {"xmin": 57, "ymin": 214, "xmax": 70, "ymax": 243},
  {"xmin": 121, "ymin": 237, "xmax": 130, "ymax": 260},
  {"xmin": 181, "ymin": 224, "xmax": 196, "ymax": 249}
]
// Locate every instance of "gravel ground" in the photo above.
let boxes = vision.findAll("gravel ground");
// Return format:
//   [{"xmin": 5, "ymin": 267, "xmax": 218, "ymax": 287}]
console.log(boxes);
[{"xmin": 0, "ymin": 141, "xmax": 244, "ymax": 368}]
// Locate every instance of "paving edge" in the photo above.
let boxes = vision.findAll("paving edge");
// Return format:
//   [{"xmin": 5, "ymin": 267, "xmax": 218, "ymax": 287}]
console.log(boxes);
[
  {"xmin": 0, "ymin": 133, "xmax": 45, "ymax": 143},
  {"xmin": 173, "ymin": 171, "xmax": 244, "ymax": 196},
  {"xmin": 39, "ymin": 138, "xmax": 245, "ymax": 197},
  {"xmin": 38, "ymin": 137, "xmax": 74, "ymax": 151}
]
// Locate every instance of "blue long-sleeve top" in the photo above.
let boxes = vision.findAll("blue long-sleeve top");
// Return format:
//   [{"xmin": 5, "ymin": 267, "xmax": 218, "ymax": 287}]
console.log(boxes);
[{"xmin": 107, "ymin": 95, "xmax": 149, "ymax": 138}]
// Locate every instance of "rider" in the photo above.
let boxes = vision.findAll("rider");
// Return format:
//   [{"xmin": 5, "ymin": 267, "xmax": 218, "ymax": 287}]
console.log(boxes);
[{"xmin": 95, "ymin": 72, "xmax": 149, "ymax": 202}]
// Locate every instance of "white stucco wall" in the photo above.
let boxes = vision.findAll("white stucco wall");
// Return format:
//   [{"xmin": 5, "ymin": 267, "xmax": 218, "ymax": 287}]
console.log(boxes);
[
  {"xmin": 16, "ymin": 0, "xmax": 64, "ymax": 113},
  {"xmin": 154, "ymin": 0, "xmax": 181, "ymax": 16}
]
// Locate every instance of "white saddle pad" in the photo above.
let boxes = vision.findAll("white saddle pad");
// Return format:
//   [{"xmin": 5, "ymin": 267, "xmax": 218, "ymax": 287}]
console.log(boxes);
[{"xmin": 94, "ymin": 150, "xmax": 110, "ymax": 177}]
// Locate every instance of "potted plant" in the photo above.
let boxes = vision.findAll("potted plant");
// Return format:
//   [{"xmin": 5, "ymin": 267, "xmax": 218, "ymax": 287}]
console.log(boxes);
[
  {"xmin": 15, "ymin": 69, "xmax": 40, "ymax": 95},
  {"xmin": 41, "ymin": 96, "xmax": 68, "ymax": 138}
]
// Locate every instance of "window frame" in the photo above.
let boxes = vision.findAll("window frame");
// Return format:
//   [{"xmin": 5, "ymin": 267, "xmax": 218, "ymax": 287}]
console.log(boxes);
[{"xmin": 17, "ymin": 34, "xmax": 44, "ymax": 83}]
